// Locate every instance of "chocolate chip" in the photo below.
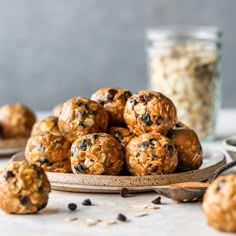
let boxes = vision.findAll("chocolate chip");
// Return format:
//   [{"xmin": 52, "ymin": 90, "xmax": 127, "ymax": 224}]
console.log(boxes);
[
  {"xmin": 151, "ymin": 153, "xmax": 158, "ymax": 159},
  {"xmin": 117, "ymin": 213, "xmax": 127, "ymax": 222},
  {"xmin": 68, "ymin": 203, "xmax": 77, "ymax": 211},
  {"xmin": 114, "ymin": 131, "xmax": 122, "ymax": 140},
  {"xmin": 71, "ymin": 146, "xmax": 77, "ymax": 156},
  {"xmin": 91, "ymin": 134, "xmax": 99, "ymax": 140},
  {"xmin": 120, "ymin": 188, "xmax": 129, "ymax": 198},
  {"xmin": 129, "ymin": 98, "xmax": 137, "ymax": 108},
  {"xmin": 138, "ymin": 95, "xmax": 145, "ymax": 103},
  {"xmin": 149, "ymin": 138, "xmax": 157, "ymax": 145},
  {"xmin": 137, "ymin": 94, "xmax": 153, "ymax": 103},
  {"xmin": 19, "ymin": 196, "xmax": 28, "ymax": 205},
  {"xmin": 140, "ymin": 113, "xmax": 152, "ymax": 126},
  {"xmin": 78, "ymin": 110, "xmax": 86, "ymax": 117},
  {"xmin": 74, "ymin": 164, "xmax": 85, "ymax": 173},
  {"xmin": 78, "ymin": 121, "xmax": 86, "ymax": 128},
  {"xmin": 76, "ymin": 102, "xmax": 83, "ymax": 107},
  {"xmin": 151, "ymin": 196, "xmax": 161, "ymax": 204},
  {"xmin": 38, "ymin": 157, "xmax": 52, "ymax": 165},
  {"xmin": 122, "ymin": 91, "xmax": 132, "ymax": 101},
  {"xmin": 3, "ymin": 170, "xmax": 15, "ymax": 180},
  {"xmin": 88, "ymin": 110, "xmax": 97, "ymax": 115},
  {"xmin": 79, "ymin": 139, "xmax": 89, "ymax": 151},
  {"xmin": 156, "ymin": 116, "xmax": 164, "ymax": 125},
  {"xmin": 216, "ymin": 179, "xmax": 226, "ymax": 191},
  {"xmin": 37, "ymin": 202, "xmax": 47, "ymax": 211},
  {"xmin": 175, "ymin": 122, "xmax": 182, "ymax": 128},
  {"xmin": 82, "ymin": 199, "xmax": 92, "ymax": 206},
  {"xmin": 106, "ymin": 89, "xmax": 118, "ymax": 100},
  {"xmin": 165, "ymin": 144, "xmax": 174, "ymax": 156},
  {"xmin": 84, "ymin": 104, "xmax": 90, "ymax": 110},
  {"xmin": 97, "ymin": 100, "xmax": 105, "ymax": 106},
  {"xmin": 140, "ymin": 141, "xmax": 149, "ymax": 151},
  {"xmin": 148, "ymin": 165, "xmax": 158, "ymax": 173}
]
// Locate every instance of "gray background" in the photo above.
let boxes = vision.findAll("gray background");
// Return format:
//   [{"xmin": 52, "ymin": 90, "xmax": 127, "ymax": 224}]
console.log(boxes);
[{"xmin": 0, "ymin": 0, "xmax": 235, "ymax": 110}]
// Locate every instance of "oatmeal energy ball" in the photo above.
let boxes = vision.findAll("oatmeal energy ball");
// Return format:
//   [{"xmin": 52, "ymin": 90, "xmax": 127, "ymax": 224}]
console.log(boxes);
[
  {"xmin": 31, "ymin": 116, "xmax": 60, "ymax": 136},
  {"xmin": 58, "ymin": 97, "xmax": 109, "ymax": 143},
  {"xmin": 126, "ymin": 133, "xmax": 178, "ymax": 176},
  {"xmin": 0, "ymin": 103, "xmax": 36, "ymax": 138},
  {"xmin": 91, "ymin": 87, "xmax": 132, "ymax": 126},
  {"xmin": 0, "ymin": 161, "xmax": 50, "ymax": 214},
  {"xmin": 203, "ymin": 175, "xmax": 236, "ymax": 232},
  {"xmin": 167, "ymin": 122, "xmax": 203, "ymax": 172},
  {"xmin": 71, "ymin": 133, "xmax": 124, "ymax": 175},
  {"xmin": 124, "ymin": 90, "xmax": 177, "ymax": 136},
  {"xmin": 25, "ymin": 133, "xmax": 71, "ymax": 173}
]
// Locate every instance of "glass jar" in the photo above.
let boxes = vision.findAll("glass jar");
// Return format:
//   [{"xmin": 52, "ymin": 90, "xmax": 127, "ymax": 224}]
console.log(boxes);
[{"xmin": 146, "ymin": 26, "xmax": 222, "ymax": 140}]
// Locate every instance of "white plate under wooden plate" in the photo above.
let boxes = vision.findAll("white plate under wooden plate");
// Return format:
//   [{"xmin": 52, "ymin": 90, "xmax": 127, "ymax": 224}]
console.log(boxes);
[
  {"xmin": 0, "ymin": 138, "xmax": 28, "ymax": 157},
  {"xmin": 12, "ymin": 144, "xmax": 226, "ymax": 193}
]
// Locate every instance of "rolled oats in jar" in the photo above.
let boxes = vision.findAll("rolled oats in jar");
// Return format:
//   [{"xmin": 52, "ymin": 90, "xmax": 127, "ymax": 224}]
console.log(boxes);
[{"xmin": 146, "ymin": 26, "xmax": 222, "ymax": 140}]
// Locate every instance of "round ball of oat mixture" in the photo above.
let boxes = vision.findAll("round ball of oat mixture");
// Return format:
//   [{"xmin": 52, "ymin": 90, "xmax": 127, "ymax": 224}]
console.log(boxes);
[
  {"xmin": 167, "ymin": 123, "xmax": 203, "ymax": 172},
  {"xmin": 0, "ymin": 161, "xmax": 50, "ymax": 214},
  {"xmin": 58, "ymin": 97, "xmax": 109, "ymax": 143},
  {"xmin": 203, "ymin": 175, "xmax": 236, "ymax": 232},
  {"xmin": 126, "ymin": 133, "xmax": 178, "ymax": 176},
  {"xmin": 91, "ymin": 87, "xmax": 132, "ymax": 126},
  {"xmin": 124, "ymin": 90, "xmax": 177, "ymax": 136},
  {"xmin": 109, "ymin": 126, "xmax": 134, "ymax": 149},
  {"xmin": 0, "ymin": 103, "xmax": 36, "ymax": 138},
  {"xmin": 70, "ymin": 133, "xmax": 124, "ymax": 175},
  {"xmin": 31, "ymin": 116, "xmax": 60, "ymax": 136},
  {"xmin": 52, "ymin": 103, "xmax": 63, "ymax": 117},
  {"xmin": 25, "ymin": 133, "xmax": 71, "ymax": 173}
]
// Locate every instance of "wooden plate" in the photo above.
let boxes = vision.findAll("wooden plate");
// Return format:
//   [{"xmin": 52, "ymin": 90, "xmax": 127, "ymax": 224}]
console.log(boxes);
[
  {"xmin": 12, "ymin": 144, "xmax": 226, "ymax": 193},
  {"xmin": 0, "ymin": 138, "xmax": 28, "ymax": 157}
]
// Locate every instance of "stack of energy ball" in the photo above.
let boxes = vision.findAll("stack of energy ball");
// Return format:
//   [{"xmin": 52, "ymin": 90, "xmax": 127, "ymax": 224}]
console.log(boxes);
[{"xmin": 25, "ymin": 87, "xmax": 203, "ymax": 176}]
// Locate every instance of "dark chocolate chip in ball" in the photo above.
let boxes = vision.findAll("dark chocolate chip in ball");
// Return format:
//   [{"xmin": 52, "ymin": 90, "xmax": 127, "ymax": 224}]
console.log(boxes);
[
  {"xmin": 82, "ymin": 199, "xmax": 92, "ymax": 206},
  {"xmin": 120, "ymin": 188, "xmax": 129, "ymax": 198},
  {"xmin": 74, "ymin": 164, "xmax": 85, "ymax": 173},
  {"xmin": 216, "ymin": 179, "xmax": 226, "ymax": 191},
  {"xmin": 140, "ymin": 113, "xmax": 152, "ymax": 126},
  {"xmin": 78, "ymin": 110, "xmax": 86, "ymax": 118},
  {"xmin": 156, "ymin": 116, "xmax": 164, "ymax": 125},
  {"xmin": 106, "ymin": 89, "xmax": 118, "ymax": 100},
  {"xmin": 71, "ymin": 146, "xmax": 77, "ymax": 157},
  {"xmin": 79, "ymin": 139, "xmax": 89, "ymax": 151},
  {"xmin": 149, "ymin": 138, "xmax": 157, "ymax": 145},
  {"xmin": 122, "ymin": 91, "xmax": 132, "ymax": 101},
  {"xmin": 78, "ymin": 121, "xmax": 86, "ymax": 128},
  {"xmin": 76, "ymin": 102, "xmax": 83, "ymax": 107},
  {"xmin": 68, "ymin": 203, "xmax": 77, "ymax": 211},
  {"xmin": 37, "ymin": 202, "xmax": 47, "ymax": 211},
  {"xmin": 148, "ymin": 165, "xmax": 158, "ymax": 173},
  {"xmin": 91, "ymin": 134, "xmax": 99, "ymax": 140},
  {"xmin": 117, "ymin": 213, "xmax": 127, "ymax": 222},
  {"xmin": 140, "ymin": 141, "xmax": 149, "ymax": 151},
  {"xmin": 114, "ymin": 131, "xmax": 122, "ymax": 140},
  {"xmin": 165, "ymin": 144, "xmax": 174, "ymax": 156},
  {"xmin": 129, "ymin": 98, "xmax": 137, "ymax": 108},
  {"xmin": 19, "ymin": 196, "xmax": 28, "ymax": 205},
  {"xmin": 3, "ymin": 170, "xmax": 15, "ymax": 180},
  {"xmin": 38, "ymin": 157, "xmax": 52, "ymax": 165},
  {"xmin": 151, "ymin": 196, "xmax": 161, "ymax": 205}
]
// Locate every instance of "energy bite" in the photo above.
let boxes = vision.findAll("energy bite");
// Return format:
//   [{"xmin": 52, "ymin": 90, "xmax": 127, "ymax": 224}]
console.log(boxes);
[
  {"xmin": 91, "ymin": 87, "xmax": 132, "ymax": 126},
  {"xmin": 25, "ymin": 133, "xmax": 71, "ymax": 173},
  {"xmin": 167, "ymin": 123, "xmax": 203, "ymax": 172},
  {"xmin": 124, "ymin": 90, "xmax": 177, "ymax": 136},
  {"xmin": 203, "ymin": 175, "xmax": 236, "ymax": 233},
  {"xmin": 0, "ymin": 103, "xmax": 36, "ymax": 138},
  {"xmin": 125, "ymin": 133, "xmax": 178, "ymax": 176},
  {"xmin": 31, "ymin": 116, "xmax": 61, "ymax": 136},
  {"xmin": 58, "ymin": 97, "xmax": 109, "ymax": 143},
  {"xmin": 109, "ymin": 126, "xmax": 134, "ymax": 149},
  {"xmin": 70, "ymin": 133, "xmax": 124, "ymax": 175},
  {"xmin": 0, "ymin": 161, "xmax": 50, "ymax": 214}
]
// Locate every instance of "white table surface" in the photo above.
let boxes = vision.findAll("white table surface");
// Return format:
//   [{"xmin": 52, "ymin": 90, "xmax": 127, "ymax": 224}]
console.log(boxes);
[{"xmin": 0, "ymin": 109, "xmax": 236, "ymax": 236}]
